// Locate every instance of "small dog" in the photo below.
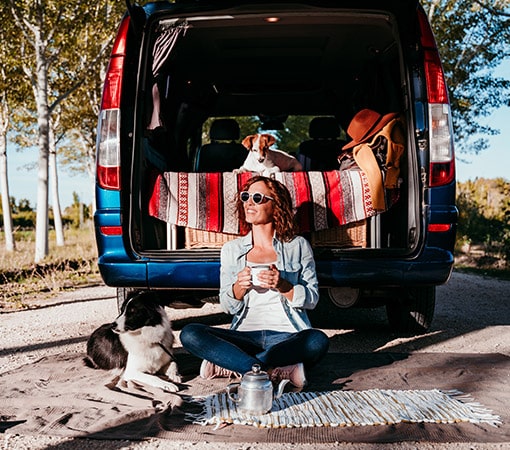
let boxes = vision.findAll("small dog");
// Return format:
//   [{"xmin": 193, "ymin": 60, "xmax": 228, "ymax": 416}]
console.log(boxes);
[
  {"xmin": 85, "ymin": 291, "xmax": 181, "ymax": 392},
  {"xmin": 238, "ymin": 133, "xmax": 303, "ymax": 176}
]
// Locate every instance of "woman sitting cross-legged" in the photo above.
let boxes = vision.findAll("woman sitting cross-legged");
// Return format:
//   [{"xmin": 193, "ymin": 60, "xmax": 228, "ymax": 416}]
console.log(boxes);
[{"xmin": 180, "ymin": 175, "xmax": 329, "ymax": 388}]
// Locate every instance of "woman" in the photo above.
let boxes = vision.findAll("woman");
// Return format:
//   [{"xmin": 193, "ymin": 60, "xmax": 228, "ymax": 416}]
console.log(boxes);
[{"xmin": 180, "ymin": 176, "xmax": 329, "ymax": 387}]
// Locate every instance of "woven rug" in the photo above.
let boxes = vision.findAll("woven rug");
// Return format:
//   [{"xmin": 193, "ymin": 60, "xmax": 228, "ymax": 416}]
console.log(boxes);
[{"xmin": 188, "ymin": 389, "xmax": 501, "ymax": 429}]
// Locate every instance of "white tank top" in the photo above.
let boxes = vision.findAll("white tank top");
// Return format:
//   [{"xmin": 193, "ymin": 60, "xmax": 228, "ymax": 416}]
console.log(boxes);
[{"xmin": 236, "ymin": 261, "xmax": 297, "ymax": 332}]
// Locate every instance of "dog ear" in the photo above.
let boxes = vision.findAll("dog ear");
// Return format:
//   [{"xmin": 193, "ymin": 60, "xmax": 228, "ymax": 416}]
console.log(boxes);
[
  {"xmin": 262, "ymin": 134, "xmax": 276, "ymax": 148},
  {"xmin": 242, "ymin": 135, "xmax": 254, "ymax": 150}
]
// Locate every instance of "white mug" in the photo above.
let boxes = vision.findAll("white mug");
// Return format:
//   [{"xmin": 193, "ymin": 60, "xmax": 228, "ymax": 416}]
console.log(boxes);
[{"xmin": 250, "ymin": 265, "xmax": 270, "ymax": 286}]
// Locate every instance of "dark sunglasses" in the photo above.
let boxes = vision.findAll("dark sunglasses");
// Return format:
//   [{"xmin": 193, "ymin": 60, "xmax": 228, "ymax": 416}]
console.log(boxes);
[{"xmin": 240, "ymin": 191, "xmax": 274, "ymax": 204}]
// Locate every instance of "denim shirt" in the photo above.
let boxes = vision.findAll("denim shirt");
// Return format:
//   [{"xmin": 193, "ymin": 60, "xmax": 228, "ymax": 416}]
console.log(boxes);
[{"xmin": 219, "ymin": 232, "xmax": 320, "ymax": 331}]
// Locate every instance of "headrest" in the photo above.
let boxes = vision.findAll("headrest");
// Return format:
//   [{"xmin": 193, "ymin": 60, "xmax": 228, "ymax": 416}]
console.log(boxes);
[
  {"xmin": 210, "ymin": 119, "xmax": 240, "ymax": 141},
  {"xmin": 309, "ymin": 117, "xmax": 340, "ymax": 139}
]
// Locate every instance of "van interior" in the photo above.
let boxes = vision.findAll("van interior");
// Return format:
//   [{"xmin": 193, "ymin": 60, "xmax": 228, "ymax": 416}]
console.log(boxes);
[{"xmin": 129, "ymin": 8, "xmax": 417, "ymax": 256}]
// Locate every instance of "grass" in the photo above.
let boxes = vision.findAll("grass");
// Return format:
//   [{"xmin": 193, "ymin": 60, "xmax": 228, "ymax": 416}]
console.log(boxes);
[
  {"xmin": 454, "ymin": 243, "xmax": 510, "ymax": 281},
  {"xmin": 0, "ymin": 223, "xmax": 101, "ymax": 309}
]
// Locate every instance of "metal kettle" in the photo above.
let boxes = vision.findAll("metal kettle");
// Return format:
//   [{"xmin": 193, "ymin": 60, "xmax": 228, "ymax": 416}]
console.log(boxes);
[{"xmin": 226, "ymin": 364, "xmax": 289, "ymax": 415}]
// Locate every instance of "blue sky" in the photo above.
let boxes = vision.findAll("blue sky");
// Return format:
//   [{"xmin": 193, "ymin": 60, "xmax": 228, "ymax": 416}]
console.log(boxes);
[
  {"xmin": 6, "ymin": 149, "xmax": 93, "ymax": 210},
  {"xmin": 5, "ymin": 61, "xmax": 510, "ymax": 209},
  {"xmin": 455, "ymin": 58, "xmax": 510, "ymax": 183}
]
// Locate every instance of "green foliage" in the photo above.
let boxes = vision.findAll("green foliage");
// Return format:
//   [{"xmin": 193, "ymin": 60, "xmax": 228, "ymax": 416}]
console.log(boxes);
[
  {"xmin": 0, "ymin": 197, "xmax": 36, "ymax": 228},
  {"xmin": 12, "ymin": 210, "xmax": 37, "ymax": 229},
  {"xmin": 202, "ymin": 115, "xmax": 325, "ymax": 154},
  {"xmin": 1, "ymin": 194, "xmax": 92, "ymax": 229},
  {"xmin": 422, "ymin": 0, "xmax": 510, "ymax": 155},
  {"xmin": 55, "ymin": 0, "xmax": 126, "ymax": 177},
  {"xmin": 267, "ymin": 116, "xmax": 315, "ymax": 154},
  {"xmin": 457, "ymin": 177, "xmax": 510, "ymax": 263},
  {"xmin": 62, "ymin": 192, "xmax": 92, "ymax": 229}
]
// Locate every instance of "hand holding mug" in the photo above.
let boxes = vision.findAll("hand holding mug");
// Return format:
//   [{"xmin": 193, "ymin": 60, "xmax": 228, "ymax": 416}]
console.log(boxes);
[{"xmin": 251, "ymin": 264, "xmax": 282, "ymax": 289}]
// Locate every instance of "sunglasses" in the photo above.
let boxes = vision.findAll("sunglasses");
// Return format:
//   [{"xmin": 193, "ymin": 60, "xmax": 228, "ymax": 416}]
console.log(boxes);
[{"xmin": 240, "ymin": 191, "xmax": 274, "ymax": 204}]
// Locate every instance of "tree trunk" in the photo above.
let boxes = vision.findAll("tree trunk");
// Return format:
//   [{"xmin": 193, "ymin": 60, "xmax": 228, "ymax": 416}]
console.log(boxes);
[
  {"xmin": 34, "ymin": 30, "xmax": 50, "ymax": 263},
  {"xmin": 0, "ymin": 130, "xmax": 15, "ymax": 252},
  {"xmin": 49, "ymin": 124, "xmax": 64, "ymax": 246}
]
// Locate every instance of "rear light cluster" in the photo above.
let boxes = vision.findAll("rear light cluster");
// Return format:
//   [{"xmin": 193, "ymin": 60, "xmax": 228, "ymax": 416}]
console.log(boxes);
[
  {"xmin": 96, "ymin": 16, "xmax": 130, "ymax": 190},
  {"xmin": 418, "ymin": 8, "xmax": 455, "ymax": 188}
]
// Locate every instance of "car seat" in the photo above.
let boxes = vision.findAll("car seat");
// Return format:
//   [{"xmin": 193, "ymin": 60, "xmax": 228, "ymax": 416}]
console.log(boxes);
[
  {"xmin": 297, "ymin": 117, "xmax": 346, "ymax": 171},
  {"xmin": 194, "ymin": 119, "xmax": 247, "ymax": 172}
]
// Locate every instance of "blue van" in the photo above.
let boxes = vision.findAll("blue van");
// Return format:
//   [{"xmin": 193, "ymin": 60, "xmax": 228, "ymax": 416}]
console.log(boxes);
[{"xmin": 95, "ymin": 0, "xmax": 457, "ymax": 333}]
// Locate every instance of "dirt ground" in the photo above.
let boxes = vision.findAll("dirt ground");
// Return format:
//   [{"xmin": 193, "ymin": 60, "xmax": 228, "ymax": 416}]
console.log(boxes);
[{"xmin": 1, "ymin": 271, "xmax": 509, "ymax": 449}]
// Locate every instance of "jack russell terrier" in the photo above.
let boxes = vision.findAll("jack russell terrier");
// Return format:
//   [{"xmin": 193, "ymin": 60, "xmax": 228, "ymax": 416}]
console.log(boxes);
[{"xmin": 237, "ymin": 134, "xmax": 303, "ymax": 176}]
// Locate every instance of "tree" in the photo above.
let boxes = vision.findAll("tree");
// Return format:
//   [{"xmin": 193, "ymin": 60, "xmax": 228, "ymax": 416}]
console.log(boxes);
[
  {"xmin": 9, "ymin": 0, "xmax": 66, "ymax": 261},
  {"xmin": 457, "ymin": 178, "xmax": 510, "ymax": 262},
  {"xmin": 0, "ymin": 70, "xmax": 16, "ymax": 252},
  {"xmin": 57, "ymin": 1, "xmax": 125, "ymax": 214},
  {"xmin": 49, "ymin": 111, "xmax": 64, "ymax": 246},
  {"xmin": 8, "ymin": 0, "xmax": 124, "ymax": 262},
  {"xmin": 0, "ymin": 2, "xmax": 24, "ymax": 252},
  {"xmin": 63, "ymin": 192, "xmax": 90, "ymax": 229},
  {"xmin": 423, "ymin": 0, "xmax": 510, "ymax": 155}
]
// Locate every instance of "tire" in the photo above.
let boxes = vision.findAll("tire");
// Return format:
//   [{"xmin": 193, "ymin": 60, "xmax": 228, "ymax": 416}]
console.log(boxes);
[
  {"xmin": 116, "ymin": 287, "xmax": 142, "ymax": 312},
  {"xmin": 385, "ymin": 286, "xmax": 435, "ymax": 334}
]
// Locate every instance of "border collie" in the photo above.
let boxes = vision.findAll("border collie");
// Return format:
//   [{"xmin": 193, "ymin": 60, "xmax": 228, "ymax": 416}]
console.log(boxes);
[{"xmin": 85, "ymin": 291, "xmax": 181, "ymax": 392}]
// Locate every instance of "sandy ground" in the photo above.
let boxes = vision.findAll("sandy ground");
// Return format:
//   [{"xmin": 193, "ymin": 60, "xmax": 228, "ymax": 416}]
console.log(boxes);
[{"xmin": 1, "ymin": 271, "xmax": 509, "ymax": 449}]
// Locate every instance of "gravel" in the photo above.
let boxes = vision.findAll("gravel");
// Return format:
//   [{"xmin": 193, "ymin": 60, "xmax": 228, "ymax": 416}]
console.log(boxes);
[{"xmin": 1, "ymin": 271, "xmax": 509, "ymax": 449}]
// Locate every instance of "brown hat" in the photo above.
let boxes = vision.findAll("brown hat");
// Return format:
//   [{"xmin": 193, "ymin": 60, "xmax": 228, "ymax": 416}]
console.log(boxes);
[{"xmin": 342, "ymin": 109, "xmax": 399, "ymax": 150}]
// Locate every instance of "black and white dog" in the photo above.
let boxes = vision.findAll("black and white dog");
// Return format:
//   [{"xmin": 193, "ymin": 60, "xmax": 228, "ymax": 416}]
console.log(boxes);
[{"xmin": 85, "ymin": 291, "xmax": 181, "ymax": 392}]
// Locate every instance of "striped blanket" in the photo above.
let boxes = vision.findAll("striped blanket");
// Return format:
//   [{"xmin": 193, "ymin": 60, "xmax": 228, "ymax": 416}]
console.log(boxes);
[{"xmin": 148, "ymin": 170, "xmax": 379, "ymax": 234}]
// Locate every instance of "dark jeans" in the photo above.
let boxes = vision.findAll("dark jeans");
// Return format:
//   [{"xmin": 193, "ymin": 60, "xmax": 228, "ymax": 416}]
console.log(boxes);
[{"xmin": 180, "ymin": 323, "xmax": 329, "ymax": 374}]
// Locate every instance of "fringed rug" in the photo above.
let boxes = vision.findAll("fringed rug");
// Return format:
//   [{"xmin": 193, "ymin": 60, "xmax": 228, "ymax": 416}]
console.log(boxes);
[{"xmin": 188, "ymin": 389, "xmax": 501, "ymax": 429}]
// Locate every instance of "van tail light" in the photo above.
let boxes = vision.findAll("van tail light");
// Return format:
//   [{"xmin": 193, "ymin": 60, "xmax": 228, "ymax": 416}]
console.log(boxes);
[
  {"xmin": 100, "ymin": 225, "xmax": 123, "ymax": 236},
  {"xmin": 96, "ymin": 16, "xmax": 130, "ymax": 190},
  {"xmin": 417, "ymin": 8, "xmax": 455, "ymax": 188},
  {"xmin": 428, "ymin": 223, "xmax": 452, "ymax": 233}
]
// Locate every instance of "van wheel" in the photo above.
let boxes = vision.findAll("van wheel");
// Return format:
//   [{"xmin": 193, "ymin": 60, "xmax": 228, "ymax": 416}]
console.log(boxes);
[
  {"xmin": 385, "ymin": 286, "xmax": 435, "ymax": 334},
  {"xmin": 116, "ymin": 287, "xmax": 141, "ymax": 312}
]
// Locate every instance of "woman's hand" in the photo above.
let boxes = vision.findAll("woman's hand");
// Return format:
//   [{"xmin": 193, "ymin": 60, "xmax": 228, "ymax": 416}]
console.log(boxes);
[
  {"xmin": 255, "ymin": 264, "xmax": 290, "ymax": 292},
  {"xmin": 255, "ymin": 264, "xmax": 280, "ymax": 289},
  {"xmin": 237, "ymin": 266, "xmax": 253, "ymax": 288},
  {"xmin": 232, "ymin": 266, "xmax": 252, "ymax": 299}
]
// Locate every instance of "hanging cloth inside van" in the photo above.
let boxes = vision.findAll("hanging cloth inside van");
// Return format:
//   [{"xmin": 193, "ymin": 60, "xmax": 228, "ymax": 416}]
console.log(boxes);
[{"xmin": 148, "ymin": 20, "xmax": 189, "ymax": 130}]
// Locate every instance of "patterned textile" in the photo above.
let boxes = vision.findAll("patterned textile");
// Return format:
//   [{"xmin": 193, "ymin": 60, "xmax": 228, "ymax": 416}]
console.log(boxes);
[
  {"xmin": 148, "ymin": 170, "xmax": 378, "ymax": 234},
  {"xmin": 188, "ymin": 389, "xmax": 501, "ymax": 429}
]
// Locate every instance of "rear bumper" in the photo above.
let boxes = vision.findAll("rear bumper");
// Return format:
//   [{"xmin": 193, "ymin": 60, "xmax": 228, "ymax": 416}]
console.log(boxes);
[{"xmin": 97, "ymin": 246, "xmax": 454, "ymax": 289}]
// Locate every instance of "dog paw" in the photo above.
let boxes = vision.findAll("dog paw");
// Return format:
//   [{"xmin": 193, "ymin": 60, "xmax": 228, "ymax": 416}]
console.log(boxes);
[
  {"xmin": 166, "ymin": 361, "xmax": 182, "ymax": 383},
  {"xmin": 168, "ymin": 374, "xmax": 182, "ymax": 384},
  {"xmin": 162, "ymin": 382, "xmax": 180, "ymax": 393}
]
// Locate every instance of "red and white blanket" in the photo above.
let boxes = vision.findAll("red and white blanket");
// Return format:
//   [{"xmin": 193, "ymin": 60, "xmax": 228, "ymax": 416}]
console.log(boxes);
[{"xmin": 148, "ymin": 170, "xmax": 378, "ymax": 234}]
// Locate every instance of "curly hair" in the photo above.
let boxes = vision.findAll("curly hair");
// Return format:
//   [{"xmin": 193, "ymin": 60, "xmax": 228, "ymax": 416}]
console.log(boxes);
[{"xmin": 236, "ymin": 176, "xmax": 298, "ymax": 242}]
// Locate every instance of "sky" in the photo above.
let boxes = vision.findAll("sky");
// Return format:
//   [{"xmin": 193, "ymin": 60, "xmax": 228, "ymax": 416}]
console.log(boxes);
[{"xmin": 4, "ymin": 61, "xmax": 510, "ymax": 209}]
